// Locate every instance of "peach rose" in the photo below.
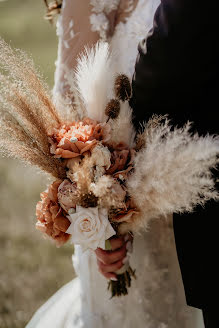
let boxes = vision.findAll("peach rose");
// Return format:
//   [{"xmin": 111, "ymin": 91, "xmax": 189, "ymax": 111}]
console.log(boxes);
[
  {"xmin": 36, "ymin": 180, "xmax": 71, "ymax": 247},
  {"xmin": 49, "ymin": 118, "xmax": 111, "ymax": 160},
  {"xmin": 107, "ymin": 148, "xmax": 136, "ymax": 180}
]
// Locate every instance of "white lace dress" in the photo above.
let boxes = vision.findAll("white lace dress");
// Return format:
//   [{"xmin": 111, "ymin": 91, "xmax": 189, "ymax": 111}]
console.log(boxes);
[{"xmin": 27, "ymin": 1, "xmax": 205, "ymax": 327}]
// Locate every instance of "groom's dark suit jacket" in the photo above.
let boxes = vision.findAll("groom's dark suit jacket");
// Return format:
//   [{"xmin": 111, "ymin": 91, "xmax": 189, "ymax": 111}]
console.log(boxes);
[{"xmin": 130, "ymin": 0, "xmax": 219, "ymax": 311}]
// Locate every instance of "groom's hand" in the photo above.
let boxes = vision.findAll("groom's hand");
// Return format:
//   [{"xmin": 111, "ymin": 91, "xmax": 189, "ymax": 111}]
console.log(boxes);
[{"xmin": 95, "ymin": 235, "xmax": 133, "ymax": 281}]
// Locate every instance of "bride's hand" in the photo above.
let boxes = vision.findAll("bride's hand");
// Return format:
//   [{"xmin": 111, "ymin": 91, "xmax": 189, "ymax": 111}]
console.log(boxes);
[{"xmin": 95, "ymin": 235, "xmax": 133, "ymax": 281}]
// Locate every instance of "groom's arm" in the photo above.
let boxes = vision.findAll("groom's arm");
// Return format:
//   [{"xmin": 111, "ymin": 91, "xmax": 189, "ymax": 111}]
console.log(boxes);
[{"xmin": 130, "ymin": 0, "xmax": 219, "ymax": 310}]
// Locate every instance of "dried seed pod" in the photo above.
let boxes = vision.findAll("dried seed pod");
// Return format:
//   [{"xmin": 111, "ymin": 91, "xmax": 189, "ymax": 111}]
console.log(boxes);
[
  {"xmin": 114, "ymin": 74, "xmax": 132, "ymax": 101},
  {"xmin": 80, "ymin": 192, "xmax": 98, "ymax": 208},
  {"xmin": 105, "ymin": 99, "xmax": 120, "ymax": 121}
]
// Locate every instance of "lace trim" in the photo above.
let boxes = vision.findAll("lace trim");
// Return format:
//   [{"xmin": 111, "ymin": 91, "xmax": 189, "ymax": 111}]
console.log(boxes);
[
  {"xmin": 90, "ymin": 0, "xmax": 120, "ymax": 14},
  {"xmin": 89, "ymin": 0, "xmax": 120, "ymax": 39},
  {"xmin": 56, "ymin": 0, "xmax": 75, "ymax": 48},
  {"xmin": 124, "ymin": 0, "xmax": 136, "ymax": 14},
  {"xmin": 90, "ymin": 13, "xmax": 109, "ymax": 40}
]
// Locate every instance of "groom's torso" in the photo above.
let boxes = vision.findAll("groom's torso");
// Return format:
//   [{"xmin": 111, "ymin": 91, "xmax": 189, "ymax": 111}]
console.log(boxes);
[
  {"xmin": 130, "ymin": 0, "xmax": 219, "ymax": 310},
  {"xmin": 131, "ymin": 0, "xmax": 218, "ymax": 135}
]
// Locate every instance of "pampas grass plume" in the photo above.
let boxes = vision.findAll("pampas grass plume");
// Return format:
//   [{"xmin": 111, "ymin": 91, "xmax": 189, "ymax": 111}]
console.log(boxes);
[
  {"xmin": 0, "ymin": 38, "xmax": 65, "ymax": 178},
  {"xmin": 126, "ymin": 119, "xmax": 219, "ymax": 233}
]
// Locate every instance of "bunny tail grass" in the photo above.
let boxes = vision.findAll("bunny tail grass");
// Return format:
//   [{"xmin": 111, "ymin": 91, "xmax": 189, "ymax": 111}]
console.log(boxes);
[{"xmin": 75, "ymin": 42, "xmax": 117, "ymax": 122}]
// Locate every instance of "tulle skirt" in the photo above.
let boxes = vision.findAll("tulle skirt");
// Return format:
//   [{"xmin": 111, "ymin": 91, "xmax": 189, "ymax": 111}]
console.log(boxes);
[{"xmin": 26, "ymin": 278, "xmax": 82, "ymax": 328}]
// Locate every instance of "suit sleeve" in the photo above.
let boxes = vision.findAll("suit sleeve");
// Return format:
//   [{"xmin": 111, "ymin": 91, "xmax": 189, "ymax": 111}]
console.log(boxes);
[{"xmin": 129, "ymin": 0, "xmax": 219, "ymax": 310}]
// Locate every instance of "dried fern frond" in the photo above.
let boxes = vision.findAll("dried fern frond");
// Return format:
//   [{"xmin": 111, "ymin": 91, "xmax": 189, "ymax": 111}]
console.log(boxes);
[
  {"xmin": 126, "ymin": 119, "xmax": 219, "ymax": 232},
  {"xmin": 0, "ymin": 38, "xmax": 65, "ymax": 178}
]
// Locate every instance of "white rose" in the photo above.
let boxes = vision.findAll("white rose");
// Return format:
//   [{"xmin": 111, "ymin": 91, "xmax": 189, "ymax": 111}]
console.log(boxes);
[{"xmin": 66, "ymin": 206, "xmax": 116, "ymax": 251}]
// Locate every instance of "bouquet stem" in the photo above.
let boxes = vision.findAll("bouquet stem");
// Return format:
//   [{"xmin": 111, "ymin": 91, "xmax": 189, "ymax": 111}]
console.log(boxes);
[{"xmin": 108, "ymin": 266, "xmax": 136, "ymax": 297}]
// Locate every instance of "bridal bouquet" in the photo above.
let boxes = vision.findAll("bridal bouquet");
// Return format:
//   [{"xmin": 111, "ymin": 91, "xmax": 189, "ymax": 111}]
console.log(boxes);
[{"xmin": 0, "ymin": 38, "xmax": 218, "ymax": 297}]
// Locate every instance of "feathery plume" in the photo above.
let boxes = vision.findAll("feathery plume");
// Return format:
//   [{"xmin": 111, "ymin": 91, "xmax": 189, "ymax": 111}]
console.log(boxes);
[
  {"xmin": 135, "ymin": 114, "xmax": 167, "ymax": 151},
  {"xmin": 75, "ymin": 42, "xmax": 116, "ymax": 122},
  {"xmin": 126, "ymin": 120, "xmax": 219, "ymax": 232},
  {"xmin": 0, "ymin": 38, "xmax": 65, "ymax": 178},
  {"xmin": 110, "ymin": 102, "xmax": 136, "ymax": 147}
]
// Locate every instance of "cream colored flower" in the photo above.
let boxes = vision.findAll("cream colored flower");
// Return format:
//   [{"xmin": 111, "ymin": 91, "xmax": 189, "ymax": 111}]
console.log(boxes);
[
  {"xmin": 90, "ymin": 144, "xmax": 111, "ymax": 181},
  {"xmin": 91, "ymin": 144, "xmax": 111, "ymax": 169},
  {"xmin": 66, "ymin": 206, "xmax": 115, "ymax": 251}
]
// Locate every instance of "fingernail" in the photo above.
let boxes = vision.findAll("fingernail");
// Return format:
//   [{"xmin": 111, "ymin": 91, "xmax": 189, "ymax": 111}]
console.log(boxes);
[
  {"xmin": 124, "ymin": 234, "xmax": 129, "ymax": 242},
  {"xmin": 111, "ymin": 277, "xmax": 118, "ymax": 281},
  {"xmin": 126, "ymin": 241, "xmax": 133, "ymax": 253},
  {"xmin": 122, "ymin": 255, "xmax": 129, "ymax": 264}
]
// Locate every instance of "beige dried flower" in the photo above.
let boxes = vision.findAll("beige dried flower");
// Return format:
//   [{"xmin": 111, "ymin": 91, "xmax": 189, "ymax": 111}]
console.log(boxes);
[{"xmin": 90, "ymin": 175, "xmax": 126, "ymax": 210}]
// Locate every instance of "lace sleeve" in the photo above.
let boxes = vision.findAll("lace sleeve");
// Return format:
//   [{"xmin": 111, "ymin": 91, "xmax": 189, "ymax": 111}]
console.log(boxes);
[
  {"xmin": 53, "ymin": 0, "xmax": 98, "ymax": 98},
  {"xmin": 53, "ymin": 0, "xmax": 138, "ymax": 107},
  {"xmin": 53, "ymin": 0, "xmax": 122, "ymax": 96}
]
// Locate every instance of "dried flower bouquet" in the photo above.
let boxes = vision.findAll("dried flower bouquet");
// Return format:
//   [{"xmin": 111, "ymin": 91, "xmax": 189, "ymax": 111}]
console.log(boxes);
[{"xmin": 0, "ymin": 38, "xmax": 218, "ymax": 297}]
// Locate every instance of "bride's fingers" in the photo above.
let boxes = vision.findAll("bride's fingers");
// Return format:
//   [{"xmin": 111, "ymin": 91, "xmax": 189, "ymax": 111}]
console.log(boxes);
[
  {"xmin": 109, "ymin": 236, "xmax": 125, "ymax": 251},
  {"xmin": 97, "ymin": 258, "xmax": 123, "ymax": 274},
  {"xmin": 100, "ymin": 271, "xmax": 118, "ymax": 281},
  {"xmin": 110, "ymin": 233, "xmax": 133, "ymax": 251},
  {"xmin": 95, "ymin": 234, "xmax": 134, "ymax": 279},
  {"xmin": 95, "ymin": 244, "xmax": 127, "ymax": 265}
]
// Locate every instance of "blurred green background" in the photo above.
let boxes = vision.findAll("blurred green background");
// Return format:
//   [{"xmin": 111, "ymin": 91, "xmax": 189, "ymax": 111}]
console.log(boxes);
[{"xmin": 0, "ymin": 1, "xmax": 74, "ymax": 327}]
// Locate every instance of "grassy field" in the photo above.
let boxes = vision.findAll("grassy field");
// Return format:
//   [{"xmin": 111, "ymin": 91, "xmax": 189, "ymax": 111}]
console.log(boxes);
[{"xmin": 0, "ymin": 1, "xmax": 75, "ymax": 327}]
